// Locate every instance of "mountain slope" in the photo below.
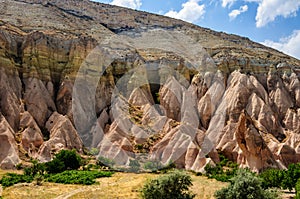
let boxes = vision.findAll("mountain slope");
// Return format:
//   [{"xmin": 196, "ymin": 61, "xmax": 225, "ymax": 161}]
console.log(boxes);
[{"xmin": 0, "ymin": 0, "xmax": 300, "ymax": 172}]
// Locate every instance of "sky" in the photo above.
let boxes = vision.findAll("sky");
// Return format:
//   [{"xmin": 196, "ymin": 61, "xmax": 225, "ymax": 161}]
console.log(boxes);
[{"xmin": 93, "ymin": 0, "xmax": 300, "ymax": 60}]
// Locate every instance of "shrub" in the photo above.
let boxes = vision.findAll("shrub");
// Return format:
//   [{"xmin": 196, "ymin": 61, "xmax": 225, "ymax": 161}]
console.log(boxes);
[
  {"xmin": 24, "ymin": 159, "xmax": 46, "ymax": 177},
  {"xmin": 158, "ymin": 161, "xmax": 176, "ymax": 173},
  {"xmin": 16, "ymin": 163, "xmax": 23, "ymax": 170},
  {"xmin": 45, "ymin": 149, "xmax": 82, "ymax": 174},
  {"xmin": 205, "ymin": 164, "xmax": 223, "ymax": 177},
  {"xmin": 144, "ymin": 160, "xmax": 163, "ymax": 172},
  {"xmin": 129, "ymin": 159, "xmax": 141, "ymax": 172},
  {"xmin": 204, "ymin": 164, "xmax": 237, "ymax": 182},
  {"xmin": 204, "ymin": 153, "xmax": 238, "ymax": 182},
  {"xmin": 54, "ymin": 149, "xmax": 82, "ymax": 170},
  {"xmin": 0, "ymin": 173, "xmax": 33, "ymax": 188},
  {"xmin": 89, "ymin": 148, "xmax": 99, "ymax": 156},
  {"xmin": 259, "ymin": 168, "xmax": 283, "ymax": 189},
  {"xmin": 219, "ymin": 154, "xmax": 229, "ymax": 167},
  {"xmin": 281, "ymin": 163, "xmax": 300, "ymax": 191},
  {"xmin": 141, "ymin": 170, "xmax": 195, "ymax": 199},
  {"xmin": 46, "ymin": 170, "xmax": 113, "ymax": 185},
  {"xmin": 45, "ymin": 158, "xmax": 65, "ymax": 174},
  {"xmin": 97, "ymin": 156, "xmax": 115, "ymax": 169},
  {"xmin": 34, "ymin": 174, "xmax": 44, "ymax": 186},
  {"xmin": 295, "ymin": 178, "xmax": 300, "ymax": 199},
  {"xmin": 83, "ymin": 164, "xmax": 94, "ymax": 171},
  {"xmin": 214, "ymin": 169, "xmax": 278, "ymax": 199}
]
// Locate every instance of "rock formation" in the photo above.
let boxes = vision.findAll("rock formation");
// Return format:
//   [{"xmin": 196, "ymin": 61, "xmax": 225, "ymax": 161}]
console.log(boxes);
[
  {"xmin": 0, "ymin": 0, "xmax": 300, "ymax": 172},
  {"xmin": 0, "ymin": 114, "xmax": 20, "ymax": 169}
]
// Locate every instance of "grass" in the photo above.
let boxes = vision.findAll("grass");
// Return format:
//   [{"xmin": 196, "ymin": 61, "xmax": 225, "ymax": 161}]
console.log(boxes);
[
  {"xmin": 1, "ymin": 182, "xmax": 83, "ymax": 199},
  {"xmin": 1, "ymin": 171, "xmax": 227, "ymax": 199},
  {"xmin": 0, "ymin": 170, "xmax": 22, "ymax": 178}
]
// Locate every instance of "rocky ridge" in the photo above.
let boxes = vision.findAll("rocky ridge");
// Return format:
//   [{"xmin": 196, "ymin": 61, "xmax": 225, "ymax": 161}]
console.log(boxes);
[{"xmin": 0, "ymin": 0, "xmax": 300, "ymax": 172}]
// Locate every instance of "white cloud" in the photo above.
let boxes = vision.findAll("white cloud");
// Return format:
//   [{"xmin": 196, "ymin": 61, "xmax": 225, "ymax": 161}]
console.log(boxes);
[
  {"xmin": 111, "ymin": 0, "xmax": 141, "ymax": 9},
  {"xmin": 165, "ymin": 0, "xmax": 205, "ymax": 23},
  {"xmin": 222, "ymin": 0, "xmax": 237, "ymax": 8},
  {"xmin": 262, "ymin": 30, "xmax": 300, "ymax": 60},
  {"xmin": 255, "ymin": 0, "xmax": 300, "ymax": 27},
  {"xmin": 229, "ymin": 5, "xmax": 248, "ymax": 20}
]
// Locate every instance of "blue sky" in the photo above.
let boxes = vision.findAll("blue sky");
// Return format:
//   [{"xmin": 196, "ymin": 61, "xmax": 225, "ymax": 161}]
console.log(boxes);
[{"xmin": 93, "ymin": 0, "xmax": 300, "ymax": 60}]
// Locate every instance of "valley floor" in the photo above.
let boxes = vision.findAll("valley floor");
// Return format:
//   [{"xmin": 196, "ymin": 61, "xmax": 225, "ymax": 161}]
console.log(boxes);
[
  {"xmin": 1, "ymin": 170, "xmax": 295, "ymax": 199},
  {"xmin": 1, "ymin": 172, "xmax": 226, "ymax": 199}
]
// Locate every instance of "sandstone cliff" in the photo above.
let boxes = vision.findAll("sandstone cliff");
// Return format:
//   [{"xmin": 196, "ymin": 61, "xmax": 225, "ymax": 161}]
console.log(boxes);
[{"xmin": 0, "ymin": 0, "xmax": 300, "ymax": 172}]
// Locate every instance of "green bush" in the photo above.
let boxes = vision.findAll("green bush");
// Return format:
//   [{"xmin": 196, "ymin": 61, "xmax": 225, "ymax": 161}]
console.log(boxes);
[
  {"xmin": 204, "ymin": 164, "xmax": 237, "ymax": 182},
  {"xmin": 259, "ymin": 168, "xmax": 283, "ymax": 189},
  {"xmin": 143, "ymin": 160, "xmax": 176, "ymax": 173},
  {"xmin": 0, "ymin": 170, "xmax": 113, "ymax": 187},
  {"xmin": 83, "ymin": 164, "xmax": 94, "ymax": 171},
  {"xmin": 141, "ymin": 170, "xmax": 195, "ymax": 199},
  {"xmin": 204, "ymin": 153, "xmax": 238, "ymax": 182},
  {"xmin": 158, "ymin": 161, "xmax": 176, "ymax": 173},
  {"xmin": 54, "ymin": 149, "xmax": 82, "ymax": 170},
  {"xmin": 46, "ymin": 170, "xmax": 113, "ymax": 185},
  {"xmin": 97, "ymin": 156, "xmax": 115, "ymax": 169},
  {"xmin": 45, "ymin": 158, "xmax": 65, "ymax": 174},
  {"xmin": 144, "ymin": 160, "xmax": 163, "ymax": 172},
  {"xmin": 34, "ymin": 174, "xmax": 44, "ymax": 186},
  {"xmin": 45, "ymin": 149, "xmax": 82, "ymax": 174},
  {"xmin": 24, "ymin": 159, "xmax": 46, "ymax": 177},
  {"xmin": 129, "ymin": 159, "xmax": 141, "ymax": 172},
  {"xmin": 204, "ymin": 164, "xmax": 223, "ymax": 177},
  {"xmin": 16, "ymin": 163, "xmax": 23, "ymax": 170},
  {"xmin": 88, "ymin": 148, "xmax": 100, "ymax": 156},
  {"xmin": 281, "ymin": 163, "xmax": 300, "ymax": 191},
  {"xmin": 295, "ymin": 178, "xmax": 300, "ymax": 199},
  {"xmin": 219, "ymin": 154, "xmax": 229, "ymax": 167},
  {"xmin": 214, "ymin": 169, "xmax": 278, "ymax": 199},
  {"xmin": 0, "ymin": 173, "xmax": 33, "ymax": 188}
]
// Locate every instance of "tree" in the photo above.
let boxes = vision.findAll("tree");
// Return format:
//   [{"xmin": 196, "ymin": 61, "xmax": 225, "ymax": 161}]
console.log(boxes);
[
  {"xmin": 45, "ymin": 149, "xmax": 82, "ymax": 174},
  {"xmin": 45, "ymin": 158, "xmax": 65, "ymax": 174},
  {"xmin": 214, "ymin": 169, "xmax": 278, "ymax": 199},
  {"xmin": 24, "ymin": 159, "xmax": 46, "ymax": 177},
  {"xmin": 141, "ymin": 170, "xmax": 195, "ymax": 199}
]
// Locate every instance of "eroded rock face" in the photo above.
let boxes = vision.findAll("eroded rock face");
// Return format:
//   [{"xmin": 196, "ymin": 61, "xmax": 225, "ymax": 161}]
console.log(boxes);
[
  {"xmin": 235, "ymin": 112, "xmax": 279, "ymax": 172},
  {"xmin": 37, "ymin": 112, "xmax": 83, "ymax": 161},
  {"xmin": 24, "ymin": 77, "xmax": 57, "ymax": 127},
  {"xmin": 159, "ymin": 77, "xmax": 185, "ymax": 121},
  {"xmin": 0, "ymin": 68, "xmax": 22, "ymax": 131},
  {"xmin": 19, "ymin": 111, "xmax": 44, "ymax": 157},
  {"xmin": 0, "ymin": 114, "xmax": 20, "ymax": 169},
  {"xmin": 1, "ymin": 0, "xmax": 300, "ymax": 172}
]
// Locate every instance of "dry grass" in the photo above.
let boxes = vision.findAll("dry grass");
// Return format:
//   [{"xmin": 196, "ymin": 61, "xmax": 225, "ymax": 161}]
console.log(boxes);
[
  {"xmin": 1, "ymin": 171, "xmax": 227, "ymax": 199},
  {"xmin": 191, "ymin": 175, "xmax": 228, "ymax": 199},
  {"xmin": 2, "ymin": 183, "xmax": 83, "ymax": 199},
  {"xmin": 0, "ymin": 169, "xmax": 22, "ymax": 178}
]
